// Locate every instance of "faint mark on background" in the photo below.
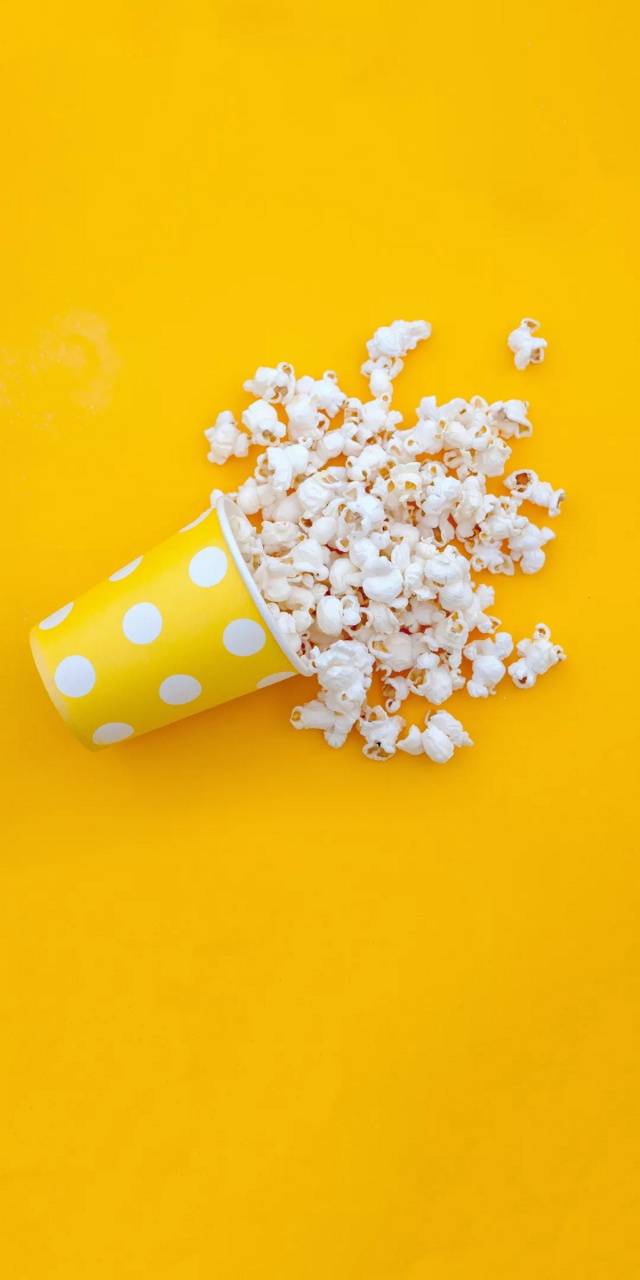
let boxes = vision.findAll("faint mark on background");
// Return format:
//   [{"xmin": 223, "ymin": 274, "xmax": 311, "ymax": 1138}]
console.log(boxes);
[
  {"xmin": 32, "ymin": 310, "xmax": 120, "ymax": 413},
  {"xmin": 0, "ymin": 310, "xmax": 120, "ymax": 432}
]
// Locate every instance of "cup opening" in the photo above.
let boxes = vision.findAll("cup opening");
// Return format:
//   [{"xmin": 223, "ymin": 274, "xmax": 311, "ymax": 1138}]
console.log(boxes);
[{"xmin": 215, "ymin": 495, "xmax": 311, "ymax": 676}]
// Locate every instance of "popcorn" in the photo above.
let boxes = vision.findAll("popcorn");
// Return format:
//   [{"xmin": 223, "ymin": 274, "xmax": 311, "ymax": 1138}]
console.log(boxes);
[
  {"xmin": 507, "ymin": 318, "xmax": 547, "ymax": 370},
  {"xmin": 329, "ymin": 555, "xmax": 362, "ymax": 596},
  {"xmin": 507, "ymin": 517, "xmax": 555, "ymax": 574},
  {"xmin": 396, "ymin": 710, "xmax": 473, "ymax": 762},
  {"xmin": 314, "ymin": 640, "xmax": 374, "ymax": 716},
  {"xmin": 236, "ymin": 475, "xmax": 261, "ymax": 514},
  {"xmin": 285, "ymin": 392, "xmax": 326, "ymax": 441},
  {"xmin": 361, "ymin": 557, "xmax": 404, "ymax": 605},
  {"xmin": 508, "ymin": 623, "xmax": 566, "ymax": 689},
  {"xmin": 243, "ymin": 361, "xmax": 295, "ymax": 403},
  {"xmin": 422, "ymin": 711, "xmax": 473, "ymax": 763},
  {"xmin": 464, "ymin": 632, "xmax": 513, "ymax": 697},
  {"xmin": 260, "ymin": 520, "xmax": 301, "ymax": 553},
  {"xmin": 288, "ymin": 537, "xmax": 329, "ymax": 578},
  {"xmin": 316, "ymin": 594, "xmax": 344, "ymax": 637},
  {"xmin": 488, "ymin": 400, "xmax": 532, "ymax": 438},
  {"xmin": 412, "ymin": 660, "xmax": 456, "ymax": 706},
  {"xmin": 241, "ymin": 400, "xmax": 286, "ymax": 445},
  {"xmin": 397, "ymin": 724, "xmax": 424, "ymax": 756},
  {"xmin": 365, "ymin": 319, "xmax": 432, "ymax": 362},
  {"xmin": 295, "ymin": 372, "xmax": 346, "ymax": 418},
  {"xmin": 290, "ymin": 696, "xmax": 357, "ymax": 749},
  {"xmin": 205, "ymin": 411, "xmax": 249, "ymax": 465},
  {"xmin": 504, "ymin": 468, "xmax": 565, "ymax": 516},
  {"xmin": 297, "ymin": 474, "xmax": 336, "ymax": 517},
  {"xmin": 357, "ymin": 706, "xmax": 405, "ymax": 761},
  {"xmin": 205, "ymin": 318, "xmax": 566, "ymax": 761},
  {"xmin": 381, "ymin": 672, "xmax": 412, "ymax": 713}
]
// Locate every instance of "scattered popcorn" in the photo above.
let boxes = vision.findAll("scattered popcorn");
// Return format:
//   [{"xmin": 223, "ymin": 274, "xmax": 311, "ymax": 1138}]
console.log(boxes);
[
  {"xmin": 205, "ymin": 319, "xmax": 566, "ymax": 761},
  {"xmin": 464, "ymin": 632, "xmax": 513, "ymax": 698},
  {"xmin": 357, "ymin": 705, "xmax": 405, "ymax": 762},
  {"xmin": 507, "ymin": 317, "xmax": 547, "ymax": 370},
  {"xmin": 422, "ymin": 711, "xmax": 473, "ymax": 763},
  {"xmin": 316, "ymin": 593, "xmax": 344, "ymax": 637},
  {"xmin": 204, "ymin": 411, "xmax": 249, "ymax": 465},
  {"xmin": 508, "ymin": 623, "xmax": 566, "ymax": 689},
  {"xmin": 241, "ymin": 399, "xmax": 286, "ymax": 445},
  {"xmin": 397, "ymin": 724, "xmax": 424, "ymax": 756},
  {"xmin": 504, "ymin": 468, "xmax": 565, "ymax": 516},
  {"xmin": 365, "ymin": 319, "xmax": 431, "ymax": 364}
]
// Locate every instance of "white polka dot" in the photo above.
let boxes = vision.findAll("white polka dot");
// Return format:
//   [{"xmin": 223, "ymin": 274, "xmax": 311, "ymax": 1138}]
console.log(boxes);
[
  {"xmin": 223, "ymin": 618, "xmax": 266, "ymax": 657},
  {"xmin": 109, "ymin": 555, "xmax": 143, "ymax": 582},
  {"xmin": 188, "ymin": 546, "xmax": 228, "ymax": 588},
  {"xmin": 39, "ymin": 602, "xmax": 74, "ymax": 630},
  {"xmin": 54, "ymin": 655, "xmax": 96, "ymax": 698},
  {"xmin": 179, "ymin": 509, "xmax": 212, "ymax": 533},
  {"xmin": 159, "ymin": 674, "xmax": 202, "ymax": 705},
  {"xmin": 122, "ymin": 602, "xmax": 163, "ymax": 645},
  {"xmin": 92, "ymin": 722, "xmax": 135, "ymax": 746},
  {"xmin": 256, "ymin": 672, "xmax": 295, "ymax": 689}
]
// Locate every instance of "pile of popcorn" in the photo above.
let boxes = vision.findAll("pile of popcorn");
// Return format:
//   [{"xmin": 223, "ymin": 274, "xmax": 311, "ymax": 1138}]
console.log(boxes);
[{"xmin": 205, "ymin": 319, "xmax": 565, "ymax": 762}]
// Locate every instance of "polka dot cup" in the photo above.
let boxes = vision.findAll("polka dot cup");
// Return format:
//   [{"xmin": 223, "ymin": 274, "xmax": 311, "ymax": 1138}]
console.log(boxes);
[{"xmin": 29, "ymin": 496, "xmax": 309, "ymax": 749}]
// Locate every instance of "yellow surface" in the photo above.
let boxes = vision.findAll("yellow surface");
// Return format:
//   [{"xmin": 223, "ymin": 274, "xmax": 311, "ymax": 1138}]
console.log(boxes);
[
  {"xmin": 1, "ymin": 2, "xmax": 639, "ymax": 1276},
  {"xmin": 30, "ymin": 500, "xmax": 300, "ymax": 749}
]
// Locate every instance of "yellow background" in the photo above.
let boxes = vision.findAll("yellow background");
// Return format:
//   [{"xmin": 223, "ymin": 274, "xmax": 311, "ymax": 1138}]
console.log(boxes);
[{"xmin": 1, "ymin": 2, "xmax": 639, "ymax": 1276}]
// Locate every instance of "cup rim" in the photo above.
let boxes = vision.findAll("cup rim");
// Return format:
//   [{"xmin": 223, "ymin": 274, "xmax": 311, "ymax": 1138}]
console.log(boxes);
[{"xmin": 216, "ymin": 495, "xmax": 310, "ymax": 676}]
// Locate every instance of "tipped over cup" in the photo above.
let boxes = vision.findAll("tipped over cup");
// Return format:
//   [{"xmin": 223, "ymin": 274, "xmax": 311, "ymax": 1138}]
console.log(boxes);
[{"xmin": 29, "ymin": 495, "xmax": 309, "ymax": 748}]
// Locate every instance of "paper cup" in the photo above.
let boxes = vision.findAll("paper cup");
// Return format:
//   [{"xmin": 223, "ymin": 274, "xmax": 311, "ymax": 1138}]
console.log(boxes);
[{"xmin": 30, "ymin": 495, "xmax": 309, "ymax": 748}]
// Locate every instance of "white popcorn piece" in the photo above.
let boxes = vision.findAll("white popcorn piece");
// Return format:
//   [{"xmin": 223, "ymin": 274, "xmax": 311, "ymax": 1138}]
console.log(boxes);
[
  {"xmin": 340, "ymin": 593, "xmax": 363, "ymax": 629},
  {"xmin": 241, "ymin": 400, "xmax": 286, "ymax": 445},
  {"xmin": 464, "ymin": 632, "xmax": 513, "ymax": 698},
  {"xmin": 243, "ymin": 361, "xmax": 295, "ymax": 403},
  {"xmin": 297, "ymin": 474, "xmax": 336, "ymax": 517},
  {"xmin": 508, "ymin": 518, "xmax": 555, "ymax": 574},
  {"xmin": 290, "ymin": 694, "xmax": 358, "ymax": 749},
  {"xmin": 366, "ymin": 319, "xmax": 432, "ymax": 363},
  {"xmin": 309, "ymin": 640, "xmax": 374, "ymax": 723},
  {"xmin": 316, "ymin": 594, "xmax": 344, "ymax": 637},
  {"xmin": 414, "ymin": 659, "xmax": 456, "ymax": 706},
  {"xmin": 508, "ymin": 623, "xmax": 566, "ymax": 689},
  {"xmin": 267, "ymin": 493, "xmax": 304, "ymax": 521},
  {"xmin": 357, "ymin": 706, "xmax": 405, "ymax": 761},
  {"xmin": 306, "ymin": 514, "xmax": 338, "ymax": 545},
  {"xmin": 204, "ymin": 317, "xmax": 565, "ymax": 762},
  {"xmin": 507, "ymin": 318, "xmax": 547, "ymax": 370},
  {"xmin": 328, "ymin": 556, "xmax": 361, "ymax": 597},
  {"xmin": 292, "ymin": 535, "xmax": 328, "ymax": 568},
  {"xmin": 397, "ymin": 724, "xmax": 424, "ymax": 755},
  {"xmin": 366, "ymin": 601, "xmax": 400, "ymax": 636},
  {"xmin": 295, "ymin": 372, "xmax": 346, "ymax": 418},
  {"xmin": 261, "ymin": 443, "xmax": 310, "ymax": 493},
  {"xmin": 381, "ymin": 672, "xmax": 412, "ymax": 713},
  {"xmin": 349, "ymin": 535, "xmax": 380, "ymax": 570},
  {"xmin": 422, "ymin": 711, "xmax": 473, "ymax": 763},
  {"xmin": 260, "ymin": 520, "xmax": 302, "ymax": 554},
  {"xmin": 290, "ymin": 698, "xmax": 333, "ymax": 731},
  {"xmin": 505, "ymin": 468, "xmax": 565, "ymax": 516},
  {"xmin": 367, "ymin": 363, "xmax": 394, "ymax": 398},
  {"xmin": 286, "ymin": 392, "xmax": 326, "ymax": 441},
  {"xmin": 361, "ymin": 557, "xmax": 404, "ymax": 605},
  {"xmin": 236, "ymin": 475, "xmax": 261, "ymax": 515},
  {"xmin": 204, "ymin": 411, "xmax": 249, "ymax": 465},
  {"xmin": 489, "ymin": 399, "xmax": 532, "ymax": 438},
  {"xmin": 370, "ymin": 632, "xmax": 416, "ymax": 672}
]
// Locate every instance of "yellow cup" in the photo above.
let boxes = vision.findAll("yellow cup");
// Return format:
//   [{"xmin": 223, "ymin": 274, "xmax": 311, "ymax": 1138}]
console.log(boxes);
[{"xmin": 29, "ymin": 495, "xmax": 309, "ymax": 748}]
